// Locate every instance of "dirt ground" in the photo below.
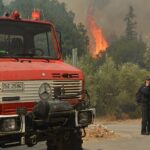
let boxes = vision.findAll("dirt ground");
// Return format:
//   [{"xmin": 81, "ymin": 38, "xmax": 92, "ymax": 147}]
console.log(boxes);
[{"xmin": 83, "ymin": 118, "xmax": 150, "ymax": 150}]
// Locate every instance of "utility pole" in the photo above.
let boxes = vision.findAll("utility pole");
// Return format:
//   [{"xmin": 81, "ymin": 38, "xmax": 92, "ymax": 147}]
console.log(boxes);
[{"xmin": 72, "ymin": 48, "xmax": 78, "ymax": 66}]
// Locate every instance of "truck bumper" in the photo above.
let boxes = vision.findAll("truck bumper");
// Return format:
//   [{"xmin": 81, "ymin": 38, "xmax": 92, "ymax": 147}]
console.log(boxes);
[
  {"xmin": 0, "ymin": 108, "xmax": 95, "ymax": 147},
  {"xmin": 0, "ymin": 133, "xmax": 25, "ymax": 147}
]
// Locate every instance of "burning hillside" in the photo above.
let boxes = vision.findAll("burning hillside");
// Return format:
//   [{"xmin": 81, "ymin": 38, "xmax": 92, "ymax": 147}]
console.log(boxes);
[{"xmin": 87, "ymin": 0, "xmax": 108, "ymax": 58}]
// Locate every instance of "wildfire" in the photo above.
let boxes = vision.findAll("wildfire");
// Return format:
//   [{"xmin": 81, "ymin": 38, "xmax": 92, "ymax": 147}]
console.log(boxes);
[{"xmin": 87, "ymin": 1, "xmax": 108, "ymax": 58}]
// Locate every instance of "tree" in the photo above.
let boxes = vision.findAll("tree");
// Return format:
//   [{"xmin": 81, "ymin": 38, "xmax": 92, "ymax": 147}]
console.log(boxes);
[
  {"xmin": 107, "ymin": 5, "xmax": 146, "ymax": 66},
  {"xmin": 9, "ymin": 0, "xmax": 34, "ymax": 17},
  {"xmin": 77, "ymin": 54, "xmax": 149, "ymax": 117},
  {"xmin": 144, "ymin": 44, "xmax": 150, "ymax": 70},
  {"xmin": 116, "ymin": 63, "xmax": 149, "ymax": 118},
  {"xmin": 124, "ymin": 5, "xmax": 137, "ymax": 40},
  {"xmin": 77, "ymin": 54, "xmax": 98, "ymax": 106},
  {"xmin": 0, "ymin": 0, "xmax": 4, "ymax": 16},
  {"xmin": 107, "ymin": 38, "xmax": 146, "ymax": 66}
]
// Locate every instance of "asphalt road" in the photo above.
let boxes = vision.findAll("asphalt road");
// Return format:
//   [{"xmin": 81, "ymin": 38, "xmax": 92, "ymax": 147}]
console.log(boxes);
[
  {"xmin": 83, "ymin": 119, "xmax": 150, "ymax": 150},
  {"xmin": 2, "ymin": 119, "xmax": 150, "ymax": 150}
]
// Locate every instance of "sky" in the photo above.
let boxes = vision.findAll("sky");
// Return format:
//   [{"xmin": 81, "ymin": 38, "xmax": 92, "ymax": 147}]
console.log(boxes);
[{"xmin": 58, "ymin": 0, "xmax": 150, "ymax": 41}]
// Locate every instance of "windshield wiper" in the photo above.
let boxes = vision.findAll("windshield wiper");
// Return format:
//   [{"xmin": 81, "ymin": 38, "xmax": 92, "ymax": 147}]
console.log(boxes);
[
  {"xmin": 16, "ymin": 54, "xmax": 53, "ymax": 62},
  {"xmin": 32, "ymin": 56, "xmax": 58, "ymax": 62},
  {"xmin": 34, "ymin": 56, "xmax": 50, "ymax": 62},
  {"xmin": 16, "ymin": 53, "xmax": 35, "ymax": 57}
]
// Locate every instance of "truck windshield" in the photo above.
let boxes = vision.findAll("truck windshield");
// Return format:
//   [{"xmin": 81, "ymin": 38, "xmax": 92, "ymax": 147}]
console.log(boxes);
[{"xmin": 0, "ymin": 20, "xmax": 60, "ymax": 59}]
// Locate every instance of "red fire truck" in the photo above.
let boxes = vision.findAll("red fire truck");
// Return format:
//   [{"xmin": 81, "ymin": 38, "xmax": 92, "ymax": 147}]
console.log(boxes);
[{"xmin": 0, "ymin": 10, "xmax": 95, "ymax": 150}]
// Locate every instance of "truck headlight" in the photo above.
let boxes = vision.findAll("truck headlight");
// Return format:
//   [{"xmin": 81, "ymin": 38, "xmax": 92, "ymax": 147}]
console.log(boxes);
[
  {"xmin": 0, "ymin": 117, "xmax": 21, "ymax": 132},
  {"xmin": 77, "ymin": 109, "xmax": 95, "ymax": 126},
  {"xmin": 78, "ymin": 111, "xmax": 92, "ymax": 124}
]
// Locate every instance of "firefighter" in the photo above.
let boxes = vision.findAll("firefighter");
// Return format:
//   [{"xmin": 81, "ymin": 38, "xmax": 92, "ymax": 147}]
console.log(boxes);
[{"xmin": 136, "ymin": 78, "xmax": 150, "ymax": 135}]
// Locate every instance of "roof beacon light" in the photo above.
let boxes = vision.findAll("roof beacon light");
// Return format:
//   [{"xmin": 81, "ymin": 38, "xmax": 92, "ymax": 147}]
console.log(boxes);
[
  {"xmin": 32, "ymin": 9, "xmax": 41, "ymax": 20},
  {"xmin": 11, "ymin": 10, "xmax": 20, "ymax": 19}
]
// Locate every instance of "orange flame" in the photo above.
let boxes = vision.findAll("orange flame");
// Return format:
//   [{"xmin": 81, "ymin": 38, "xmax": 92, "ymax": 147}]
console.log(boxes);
[{"xmin": 87, "ymin": 1, "xmax": 108, "ymax": 58}]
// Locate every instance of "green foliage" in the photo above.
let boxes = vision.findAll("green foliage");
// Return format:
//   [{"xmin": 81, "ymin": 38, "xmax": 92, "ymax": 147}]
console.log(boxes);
[
  {"xmin": 9, "ymin": 0, "xmax": 34, "ymax": 17},
  {"xmin": 107, "ymin": 38, "xmax": 146, "ymax": 66},
  {"xmin": 76, "ymin": 55, "xmax": 149, "ymax": 117},
  {"xmin": 117, "ymin": 63, "xmax": 148, "ymax": 118},
  {"xmin": 95, "ymin": 57, "xmax": 120, "ymax": 115},
  {"xmin": 144, "ymin": 45, "xmax": 150, "ymax": 70},
  {"xmin": 119, "ymin": 63, "xmax": 147, "ymax": 93},
  {"xmin": 0, "ymin": 0, "xmax": 4, "ymax": 16},
  {"xmin": 107, "ymin": 5, "xmax": 146, "ymax": 66},
  {"xmin": 78, "ymin": 54, "xmax": 98, "ymax": 106}
]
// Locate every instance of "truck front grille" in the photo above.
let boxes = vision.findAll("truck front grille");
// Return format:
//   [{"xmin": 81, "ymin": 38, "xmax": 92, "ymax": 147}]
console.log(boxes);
[
  {"xmin": 51, "ymin": 80, "xmax": 82, "ymax": 100},
  {"xmin": 0, "ymin": 80, "xmax": 82, "ymax": 102}
]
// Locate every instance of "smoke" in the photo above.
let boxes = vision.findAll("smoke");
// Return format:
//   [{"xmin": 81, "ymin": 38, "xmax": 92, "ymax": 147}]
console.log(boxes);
[{"xmin": 58, "ymin": 0, "xmax": 150, "ymax": 41}]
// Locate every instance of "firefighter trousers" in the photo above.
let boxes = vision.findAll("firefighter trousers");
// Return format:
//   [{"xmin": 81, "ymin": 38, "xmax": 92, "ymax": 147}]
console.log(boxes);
[{"xmin": 141, "ymin": 103, "xmax": 150, "ymax": 134}]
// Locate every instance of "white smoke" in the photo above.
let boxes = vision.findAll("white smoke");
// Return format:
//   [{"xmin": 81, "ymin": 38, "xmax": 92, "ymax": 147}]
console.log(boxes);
[{"xmin": 58, "ymin": 0, "xmax": 150, "ymax": 40}]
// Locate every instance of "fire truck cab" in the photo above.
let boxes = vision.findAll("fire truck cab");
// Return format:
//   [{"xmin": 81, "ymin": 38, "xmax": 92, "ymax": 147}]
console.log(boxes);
[{"xmin": 0, "ymin": 10, "xmax": 95, "ymax": 150}]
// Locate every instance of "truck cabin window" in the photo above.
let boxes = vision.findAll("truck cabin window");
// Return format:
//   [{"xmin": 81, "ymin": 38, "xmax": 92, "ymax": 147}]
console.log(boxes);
[{"xmin": 0, "ymin": 20, "xmax": 59, "ymax": 59}]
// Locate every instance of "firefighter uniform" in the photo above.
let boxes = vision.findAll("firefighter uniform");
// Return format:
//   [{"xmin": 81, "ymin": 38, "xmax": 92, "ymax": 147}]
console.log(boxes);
[{"xmin": 136, "ymin": 79, "xmax": 150, "ymax": 135}]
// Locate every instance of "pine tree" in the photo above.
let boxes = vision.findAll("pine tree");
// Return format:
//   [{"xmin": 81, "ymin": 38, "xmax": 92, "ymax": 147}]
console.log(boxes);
[
  {"xmin": 144, "ymin": 44, "xmax": 150, "ymax": 70},
  {"xmin": 124, "ymin": 6, "xmax": 137, "ymax": 40}
]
